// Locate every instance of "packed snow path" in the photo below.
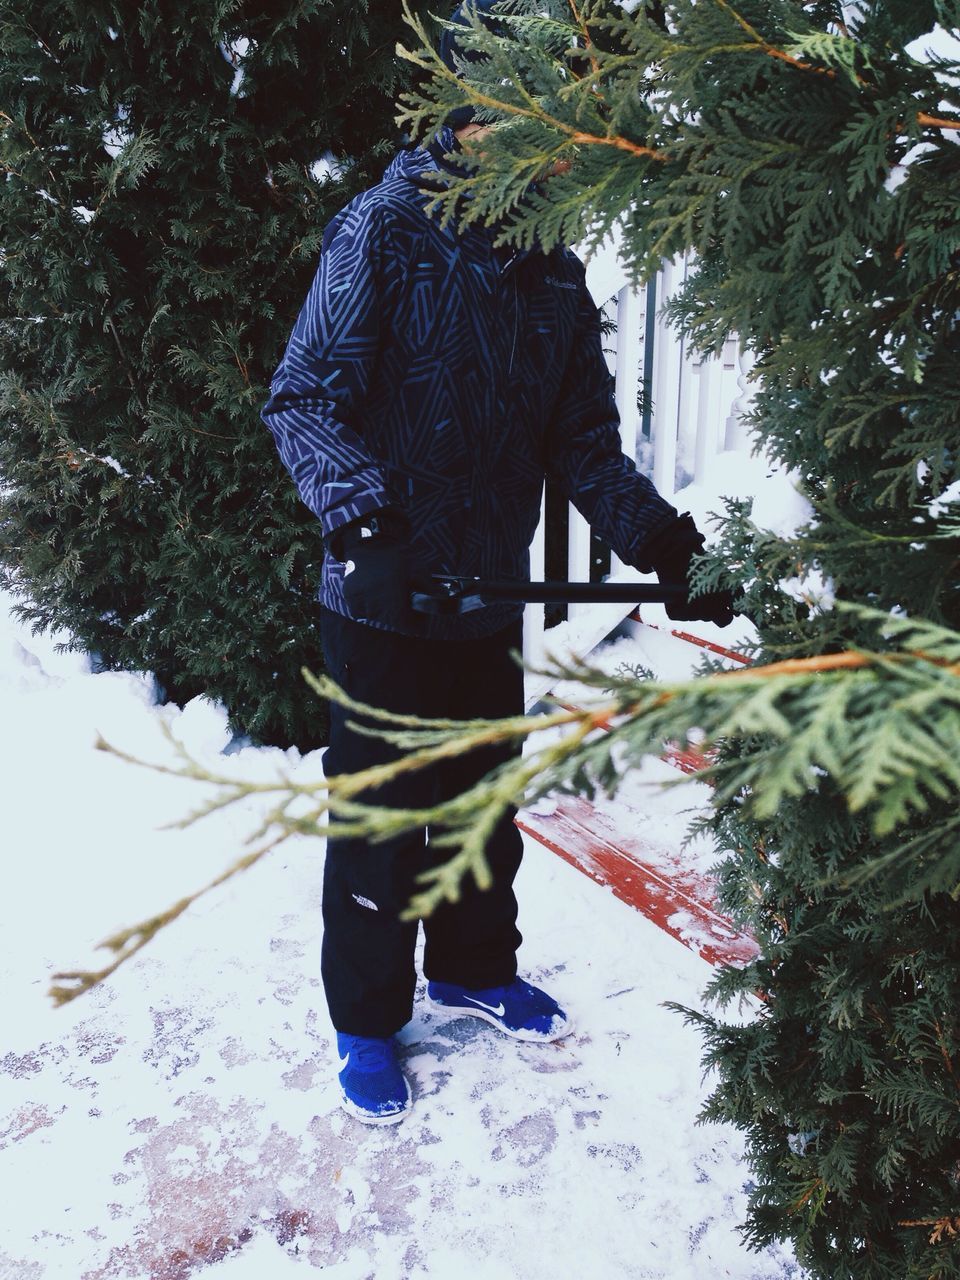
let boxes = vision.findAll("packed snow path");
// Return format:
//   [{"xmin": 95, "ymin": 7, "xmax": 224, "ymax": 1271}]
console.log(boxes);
[{"xmin": 1, "ymin": 590, "xmax": 797, "ymax": 1280}]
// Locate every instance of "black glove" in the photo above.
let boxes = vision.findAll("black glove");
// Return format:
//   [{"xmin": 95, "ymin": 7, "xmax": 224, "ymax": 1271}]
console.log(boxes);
[
  {"xmin": 639, "ymin": 513, "xmax": 735, "ymax": 628},
  {"xmin": 325, "ymin": 510, "xmax": 430, "ymax": 629}
]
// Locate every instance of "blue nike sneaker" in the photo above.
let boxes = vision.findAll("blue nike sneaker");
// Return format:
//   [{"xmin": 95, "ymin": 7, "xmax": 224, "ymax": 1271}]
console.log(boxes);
[
  {"xmin": 426, "ymin": 977, "xmax": 573, "ymax": 1042},
  {"xmin": 336, "ymin": 1033, "xmax": 412, "ymax": 1125}
]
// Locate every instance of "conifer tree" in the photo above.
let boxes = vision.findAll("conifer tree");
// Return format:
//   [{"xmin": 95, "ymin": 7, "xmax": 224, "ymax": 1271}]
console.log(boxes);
[{"xmin": 0, "ymin": 0, "xmax": 433, "ymax": 746}]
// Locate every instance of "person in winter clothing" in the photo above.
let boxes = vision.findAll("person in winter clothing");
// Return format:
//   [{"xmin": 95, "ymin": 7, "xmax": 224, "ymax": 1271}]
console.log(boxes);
[{"xmin": 262, "ymin": 0, "xmax": 734, "ymax": 1125}]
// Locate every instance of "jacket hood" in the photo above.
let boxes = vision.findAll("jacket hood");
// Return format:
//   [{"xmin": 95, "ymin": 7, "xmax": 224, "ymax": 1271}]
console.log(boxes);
[
  {"xmin": 385, "ymin": 129, "xmax": 549, "ymax": 261},
  {"xmin": 384, "ymin": 127, "xmax": 462, "ymax": 192}
]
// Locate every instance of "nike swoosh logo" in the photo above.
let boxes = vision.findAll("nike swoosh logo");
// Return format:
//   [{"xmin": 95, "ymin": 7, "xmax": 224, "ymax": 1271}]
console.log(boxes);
[
  {"xmin": 337, "ymin": 1053, "xmax": 350, "ymax": 1071},
  {"xmin": 465, "ymin": 997, "xmax": 506, "ymax": 1016}
]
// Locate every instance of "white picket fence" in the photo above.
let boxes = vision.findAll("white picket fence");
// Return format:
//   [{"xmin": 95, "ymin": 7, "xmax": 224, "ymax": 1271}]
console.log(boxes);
[{"xmin": 523, "ymin": 239, "xmax": 756, "ymax": 659}]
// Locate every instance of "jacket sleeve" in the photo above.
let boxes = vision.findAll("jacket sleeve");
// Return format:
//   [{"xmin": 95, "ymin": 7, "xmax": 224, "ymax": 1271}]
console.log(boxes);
[
  {"xmin": 261, "ymin": 201, "xmax": 397, "ymax": 541},
  {"xmin": 547, "ymin": 270, "xmax": 678, "ymax": 570}
]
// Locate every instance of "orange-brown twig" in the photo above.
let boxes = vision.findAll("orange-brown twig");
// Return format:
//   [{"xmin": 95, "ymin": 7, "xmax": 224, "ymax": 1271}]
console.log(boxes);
[
  {"xmin": 458, "ymin": 82, "xmax": 667, "ymax": 160},
  {"xmin": 933, "ymin": 1019, "xmax": 960, "ymax": 1092},
  {"xmin": 721, "ymin": 650, "xmax": 960, "ymax": 680},
  {"xmin": 713, "ymin": 0, "xmax": 837, "ymax": 78},
  {"xmin": 898, "ymin": 1216, "xmax": 960, "ymax": 1246},
  {"xmin": 568, "ymin": 0, "xmax": 601, "ymax": 80},
  {"xmin": 917, "ymin": 112, "xmax": 960, "ymax": 130},
  {"xmin": 792, "ymin": 1178, "xmax": 827, "ymax": 1211}
]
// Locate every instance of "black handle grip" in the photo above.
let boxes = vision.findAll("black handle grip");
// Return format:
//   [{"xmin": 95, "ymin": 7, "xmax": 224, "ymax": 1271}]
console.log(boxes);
[{"xmin": 411, "ymin": 577, "xmax": 688, "ymax": 616}]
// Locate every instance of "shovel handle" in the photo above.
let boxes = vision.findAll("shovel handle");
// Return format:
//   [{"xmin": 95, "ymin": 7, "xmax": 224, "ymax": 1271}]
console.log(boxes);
[{"xmin": 411, "ymin": 577, "xmax": 688, "ymax": 616}]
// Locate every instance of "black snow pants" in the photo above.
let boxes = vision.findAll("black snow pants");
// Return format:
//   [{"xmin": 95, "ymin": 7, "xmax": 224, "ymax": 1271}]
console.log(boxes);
[{"xmin": 319, "ymin": 608, "xmax": 525, "ymax": 1037}]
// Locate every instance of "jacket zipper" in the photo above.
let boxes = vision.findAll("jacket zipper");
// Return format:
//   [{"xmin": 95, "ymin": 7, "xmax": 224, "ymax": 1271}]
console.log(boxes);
[{"xmin": 500, "ymin": 248, "xmax": 520, "ymax": 376}]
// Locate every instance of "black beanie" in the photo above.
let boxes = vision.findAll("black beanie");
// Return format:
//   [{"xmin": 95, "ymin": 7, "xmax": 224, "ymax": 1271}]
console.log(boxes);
[{"xmin": 438, "ymin": 0, "xmax": 508, "ymax": 131}]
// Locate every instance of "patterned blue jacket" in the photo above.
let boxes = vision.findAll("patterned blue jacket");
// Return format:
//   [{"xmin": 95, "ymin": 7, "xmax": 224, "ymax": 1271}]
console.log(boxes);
[{"xmin": 262, "ymin": 134, "xmax": 678, "ymax": 638}]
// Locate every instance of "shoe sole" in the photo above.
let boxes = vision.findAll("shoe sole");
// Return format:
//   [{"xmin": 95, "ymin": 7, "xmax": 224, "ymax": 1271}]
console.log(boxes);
[
  {"xmin": 339, "ymin": 1076, "xmax": 413, "ymax": 1127},
  {"xmin": 425, "ymin": 995, "xmax": 573, "ymax": 1043},
  {"xmin": 339, "ymin": 1095, "xmax": 411, "ymax": 1126}
]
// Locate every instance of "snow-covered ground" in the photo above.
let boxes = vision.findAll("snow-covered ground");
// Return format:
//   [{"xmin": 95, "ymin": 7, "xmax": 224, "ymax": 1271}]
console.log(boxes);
[
  {"xmin": 6, "ymin": 13, "xmax": 957, "ymax": 1266},
  {"xmin": 0, "ymin": 554, "xmax": 798, "ymax": 1279}
]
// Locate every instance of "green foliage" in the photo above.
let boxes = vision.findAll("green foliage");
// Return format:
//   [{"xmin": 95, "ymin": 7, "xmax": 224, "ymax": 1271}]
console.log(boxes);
[
  {"xmin": 0, "ymin": 0, "xmax": 433, "ymax": 746},
  {"xmin": 391, "ymin": 2, "xmax": 960, "ymax": 1275},
  {"xmin": 57, "ymin": 605, "xmax": 960, "ymax": 1005}
]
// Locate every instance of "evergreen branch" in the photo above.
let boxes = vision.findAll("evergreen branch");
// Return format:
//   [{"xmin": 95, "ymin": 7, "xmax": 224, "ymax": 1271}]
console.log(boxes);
[
  {"xmin": 396, "ymin": 6, "xmax": 668, "ymax": 163},
  {"xmin": 94, "ymin": 720, "xmax": 319, "ymax": 797},
  {"xmin": 424, "ymin": 64, "xmax": 667, "ymax": 162},
  {"xmin": 0, "ymin": 109, "xmax": 62, "ymax": 202},
  {"xmin": 402, "ymin": 713, "xmax": 599, "ymax": 918},
  {"xmin": 302, "ymin": 664, "xmax": 579, "ymax": 732},
  {"xmin": 55, "ymin": 614, "xmax": 960, "ymax": 1004},
  {"xmin": 105, "ymin": 317, "xmax": 141, "ymax": 398},
  {"xmin": 711, "ymin": 0, "xmax": 838, "ymax": 79},
  {"xmin": 48, "ymin": 834, "xmax": 285, "ymax": 1007},
  {"xmin": 792, "ymin": 1177, "xmax": 828, "ymax": 1212},
  {"xmin": 710, "ymin": 3, "xmax": 960, "ymax": 132},
  {"xmin": 932, "ymin": 1020, "xmax": 960, "ymax": 1094},
  {"xmin": 53, "ymin": 693, "xmax": 608, "ymax": 999},
  {"xmin": 22, "ymin": 20, "xmax": 63, "ymax": 70}
]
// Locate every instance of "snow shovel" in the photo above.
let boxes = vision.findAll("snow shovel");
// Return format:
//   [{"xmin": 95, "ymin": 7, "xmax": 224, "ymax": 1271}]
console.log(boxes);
[{"xmin": 411, "ymin": 574, "xmax": 689, "ymax": 616}]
